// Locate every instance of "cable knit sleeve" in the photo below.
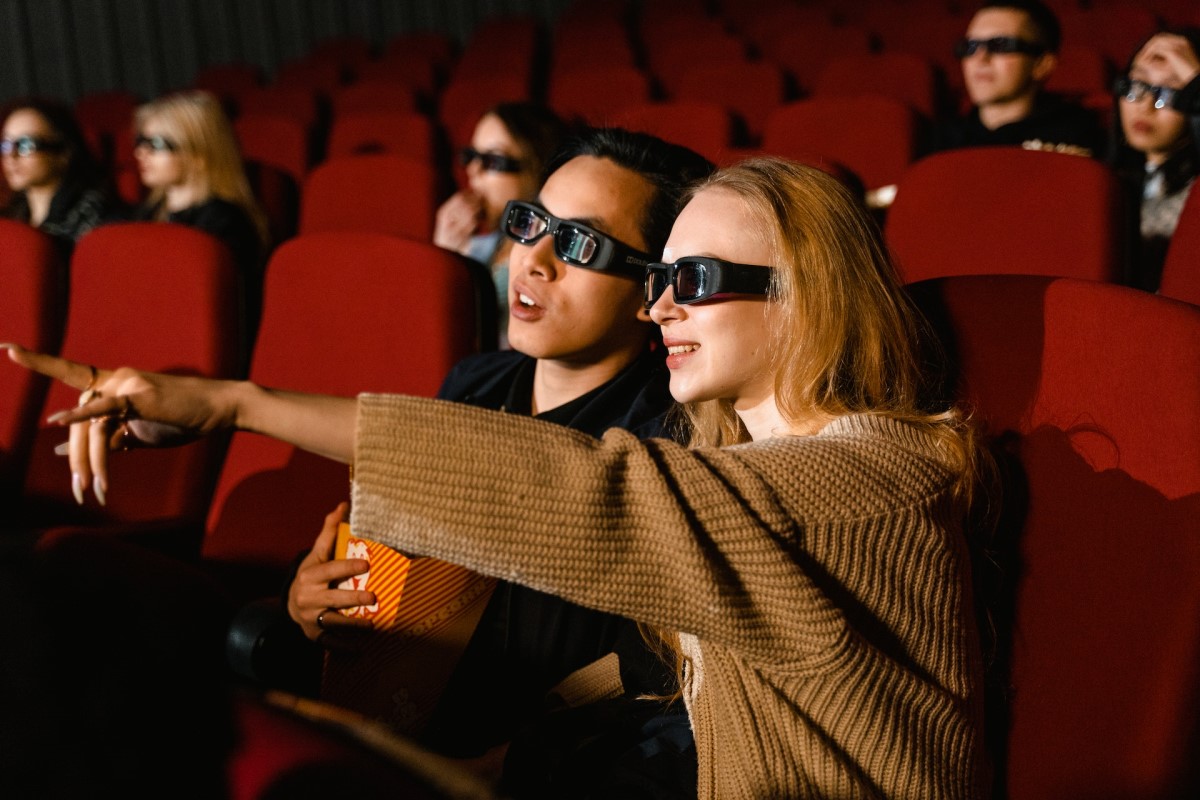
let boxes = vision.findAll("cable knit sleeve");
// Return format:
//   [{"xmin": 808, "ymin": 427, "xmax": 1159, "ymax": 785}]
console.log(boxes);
[{"xmin": 350, "ymin": 394, "xmax": 960, "ymax": 669}]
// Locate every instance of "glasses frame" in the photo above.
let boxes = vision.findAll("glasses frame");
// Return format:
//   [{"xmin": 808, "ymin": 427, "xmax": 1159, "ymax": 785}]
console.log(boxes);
[
  {"xmin": 0, "ymin": 135, "xmax": 66, "ymax": 157},
  {"xmin": 460, "ymin": 147, "xmax": 523, "ymax": 174},
  {"xmin": 502, "ymin": 200, "xmax": 652, "ymax": 278},
  {"xmin": 1114, "ymin": 76, "xmax": 1177, "ymax": 110},
  {"xmin": 134, "ymin": 134, "xmax": 179, "ymax": 153},
  {"xmin": 643, "ymin": 256, "xmax": 774, "ymax": 310},
  {"xmin": 954, "ymin": 36, "xmax": 1046, "ymax": 59}
]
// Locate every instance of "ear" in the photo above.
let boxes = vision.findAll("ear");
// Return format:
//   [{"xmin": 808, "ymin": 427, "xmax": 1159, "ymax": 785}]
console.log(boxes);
[{"xmin": 1031, "ymin": 52, "xmax": 1057, "ymax": 84}]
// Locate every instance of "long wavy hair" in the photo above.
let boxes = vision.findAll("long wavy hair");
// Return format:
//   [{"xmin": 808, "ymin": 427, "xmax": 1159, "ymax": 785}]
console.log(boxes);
[
  {"xmin": 135, "ymin": 91, "xmax": 268, "ymax": 247},
  {"xmin": 644, "ymin": 157, "xmax": 993, "ymax": 699}
]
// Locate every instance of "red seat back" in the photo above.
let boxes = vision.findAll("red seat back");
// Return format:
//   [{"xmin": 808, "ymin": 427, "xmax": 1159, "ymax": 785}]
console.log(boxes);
[
  {"xmin": 326, "ymin": 111, "xmax": 435, "ymax": 162},
  {"xmin": 235, "ymin": 113, "xmax": 310, "ymax": 183},
  {"xmin": 299, "ymin": 156, "xmax": 438, "ymax": 240},
  {"xmin": 1159, "ymin": 186, "xmax": 1200, "ymax": 307},
  {"xmin": 0, "ymin": 221, "xmax": 65, "ymax": 500},
  {"xmin": 202, "ymin": 233, "xmax": 485, "ymax": 575},
  {"xmin": 612, "ymin": 101, "xmax": 732, "ymax": 163},
  {"xmin": 912, "ymin": 275, "xmax": 1200, "ymax": 799},
  {"xmin": 673, "ymin": 60, "xmax": 786, "ymax": 146},
  {"xmin": 549, "ymin": 66, "xmax": 651, "ymax": 127},
  {"xmin": 763, "ymin": 96, "xmax": 916, "ymax": 190},
  {"xmin": 21, "ymin": 223, "xmax": 239, "ymax": 528},
  {"xmin": 886, "ymin": 148, "xmax": 1123, "ymax": 283},
  {"xmin": 814, "ymin": 53, "xmax": 937, "ymax": 117}
]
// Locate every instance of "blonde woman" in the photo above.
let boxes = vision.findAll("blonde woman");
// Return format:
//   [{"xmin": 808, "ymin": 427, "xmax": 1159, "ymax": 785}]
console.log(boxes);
[
  {"xmin": 7, "ymin": 157, "xmax": 990, "ymax": 799},
  {"xmin": 133, "ymin": 91, "xmax": 268, "ymax": 281}
]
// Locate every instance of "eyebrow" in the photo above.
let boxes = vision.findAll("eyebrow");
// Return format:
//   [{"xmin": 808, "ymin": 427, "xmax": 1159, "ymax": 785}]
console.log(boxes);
[{"xmin": 530, "ymin": 197, "xmax": 611, "ymax": 235}]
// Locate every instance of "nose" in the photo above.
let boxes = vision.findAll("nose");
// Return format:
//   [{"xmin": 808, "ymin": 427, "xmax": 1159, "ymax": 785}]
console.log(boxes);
[
  {"xmin": 648, "ymin": 284, "xmax": 684, "ymax": 326},
  {"xmin": 512, "ymin": 234, "xmax": 560, "ymax": 282}
]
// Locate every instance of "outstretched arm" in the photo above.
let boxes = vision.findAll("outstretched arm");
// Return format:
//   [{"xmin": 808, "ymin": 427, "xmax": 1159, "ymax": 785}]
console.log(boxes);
[{"xmin": 3, "ymin": 344, "xmax": 358, "ymax": 503}]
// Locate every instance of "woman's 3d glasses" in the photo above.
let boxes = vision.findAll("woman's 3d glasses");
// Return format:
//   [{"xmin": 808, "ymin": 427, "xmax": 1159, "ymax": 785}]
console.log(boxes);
[
  {"xmin": 460, "ymin": 147, "xmax": 523, "ymax": 173},
  {"xmin": 503, "ymin": 200, "xmax": 652, "ymax": 278},
  {"xmin": 0, "ymin": 136, "xmax": 65, "ymax": 157},
  {"xmin": 644, "ymin": 257, "xmax": 774, "ymax": 309},
  {"xmin": 134, "ymin": 134, "xmax": 178, "ymax": 153},
  {"xmin": 1114, "ymin": 76, "xmax": 1177, "ymax": 110},
  {"xmin": 954, "ymin": 36, "xmax": 1045, "ymax": 58}
]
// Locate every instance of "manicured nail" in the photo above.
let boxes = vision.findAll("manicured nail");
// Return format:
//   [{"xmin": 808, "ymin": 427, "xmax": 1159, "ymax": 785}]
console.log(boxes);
[
  {"xmin": 72, "ymin": 472, "xmax": 85, "ymax": 505},
  {"xmin": 54, "ymin": 442, "xmax": 69, "ymax": 456},
  {"xmin": 48, "ymin": 410, "xmax": 69, "ymax": 424},
  {"xmin": 93, "ymin": 475, "xmax": 107, "ymax": 507}
]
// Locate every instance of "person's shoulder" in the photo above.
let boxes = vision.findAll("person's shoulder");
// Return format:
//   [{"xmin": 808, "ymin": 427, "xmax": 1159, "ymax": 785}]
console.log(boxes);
[{"xmin": 437, "ymin": 350, "xmax": 529, "ymax": 404}]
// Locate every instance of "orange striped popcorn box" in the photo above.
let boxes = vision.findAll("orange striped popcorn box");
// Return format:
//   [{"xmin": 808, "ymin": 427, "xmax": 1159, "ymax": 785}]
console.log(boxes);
[
  {"xmin": 333, "ymin": 522, "xmax": 412, "ymax": 628},
  {"xmin": 323, "ymin": 522, "xmax": 497, "ymax": 735}
]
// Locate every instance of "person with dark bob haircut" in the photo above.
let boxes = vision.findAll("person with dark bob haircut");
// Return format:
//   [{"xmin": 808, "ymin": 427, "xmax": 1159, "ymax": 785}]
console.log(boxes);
[{"xmin": 1, "ymin": 97, "xmax": 118, "ymax": 252}]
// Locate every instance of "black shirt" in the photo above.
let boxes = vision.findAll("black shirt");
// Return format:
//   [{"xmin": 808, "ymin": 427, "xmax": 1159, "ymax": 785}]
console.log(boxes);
[
  {"xmin": 929, "ymin": 93, "xmax": 1104, "ymax": 157},
  {"xmin": 421, "ymin": 346, "xmax": 679, "ymax": 756}
]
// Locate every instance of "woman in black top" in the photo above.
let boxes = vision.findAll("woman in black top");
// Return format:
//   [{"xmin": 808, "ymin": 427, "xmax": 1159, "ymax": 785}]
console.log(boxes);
[{"xmin": 1, "ymin": 97, "xmax": 117, "ymax": 253}]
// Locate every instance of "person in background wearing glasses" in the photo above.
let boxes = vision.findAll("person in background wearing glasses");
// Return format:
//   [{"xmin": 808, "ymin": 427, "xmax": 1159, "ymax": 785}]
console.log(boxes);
[
  {"xmin": 1109, "ymin": 29, "xmax": 1200, "ymax": 292},
  {"xmin": 1, "ymin": 97, "xmax": 118, "ymax": 254},
  {"xmin": 132, "ymin": 90, "xmax": 271, "ymax": 345},
  {"xmin": 7, "ymin": 151, "xmax": 993, "ymax": 798},
  {"xmin": 433, "ymin": 103, "xmax": 572, "ymax": 348},
  {"xmin": 931, "ymin": 0, "xmax": 1101, "ymax": 156}
]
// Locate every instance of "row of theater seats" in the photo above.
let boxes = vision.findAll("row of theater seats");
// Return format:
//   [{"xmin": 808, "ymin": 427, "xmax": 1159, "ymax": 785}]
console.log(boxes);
[{"xmin": 6, "ymin": 213, "xmax": 1199, "ymax": 796}]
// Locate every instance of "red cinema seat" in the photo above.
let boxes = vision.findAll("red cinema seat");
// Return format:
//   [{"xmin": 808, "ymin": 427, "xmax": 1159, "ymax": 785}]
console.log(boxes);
[
  {"xmin": 673, "ymin": 60, "xmax": 786, "ymax": 146},
  {"xmin": 611, "ymin": 101, "xmax": 732, "ymax": 163},
  {"xmin": 194, "ymin": 63, "xmax": 264, "ymax": 104},
  {"xmin": 885, "ymin": 147, "xmax": 1123, "ymax": 283},
  {"xmin": 763, "ymin": 96, "xmax": 917, "ymax": 190},
  {"xmin": 273, "ymin": 58, "xmax": 345, "ymax": 97},
  {"xmin": 325, "ymin": 111, "xmax": 436, "ymax": 162},
  {"xmin": 20, "ymin": 223, "xmax": 239, "ymax": 529},
  {"xmin": 355, "ymin": 58, "xmax": 440, "ymax": 104},
  {"xmin": 75, "ymin": 90, "xmax": 138, "ymax": 166},
  {"xmin": 549, "ymin": 66, "xmax": 651, "ymax": 127},
  {"xmin": 814, "ymin": 53, "xmax": 937, "ymax": 118},
  {"xmin": 550, "ymin": 19, "xmax": 635, "ymax": 74},
  {"xmin": 439, "ymin": 74, "xmax": 530, "ymax": 152},
  {"xmin": 1045, "ymin": 44, "xmax": 1109, "ymax": 100},
  {"xmin": 235, "ymin": 113, "xmax": 310, "ymax": 185},
  {"xmin": 299, "ymin": 155, "xmax": 438, "ymax": 240},
  {"xmin": 232, "ymin": 87, "xmax": 319, "ymax": 131},
  {"xmin": 0, "ymin": 221, "xmax": 65, "ymax": 503},
  {"xmin": 911, "ymin": 275, "xmax": 1200, "ymax": 800},
  {"xmin": 761, "ymin": 24, "xmax": 872, "ymax": 93},
  {"xmin": 201, "ymin": 233, "xmax": 488, "ymax": 592},
  {"xmin": 330, "ymin": 81, "xmax": 418, "ymax": 117},
  {"xmin": 1159, "ymin": 186, "xmax": 1200, "ymax": 306}
]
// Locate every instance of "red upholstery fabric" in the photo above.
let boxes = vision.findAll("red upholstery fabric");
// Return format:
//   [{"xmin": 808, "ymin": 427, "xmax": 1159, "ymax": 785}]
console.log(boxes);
[
  {"xmin": 325, "ymin": 110, "xmax": 435, "ymax": 162},
  {"xmin": 763, "ymin": 96, "xmax": 916, "ymax": 190},
  {"xmin": 912, "ymin": 275, "xmax": 1200, "ymax": 799},
  {"xmin": 273, "ymin": 58, "xmax": 344, "ymax": 96},
  {"xmin": 232, "ymin": 87, "xmax": 318, "ymax": 130},
  {"xmin": 381, "ymin": 31, "xmax": 455, "ymax": 86},
  {"xmin": 673, "ymin": 61, "xmax": 785, "ymax": 145},
  {"xmin": 549, "ymin": 66, "xmax": 651, "ymax": 127},
  {"xmin": 814, "ymin": 53, "xmax": 937, "ymax": 117},
  {"xmin": 1159, "ymin": 186, "xmax": 1200, "ymax": 307},
  {"xmin": 21, "ymin": 223, "xmax": 239, "ymax": 528},
  {"xmin": 551, "ymin": 19, "xmax": 635, "ymax": 74},
  {"xmin": 885, "ymin": 148, "xmax": 1123, "ymax": 283},
  {"xmin": 760, "ymin": 24, "xmax": 873, "ymax": 92},
  {"xmin": 0, "ymin": 221, "xmax": 65, "ymax": 500},
  {"xmin": 330, "ymin": 81, "xmax": 418, "ymax": 117},
  {"xmin": 235, "ymin": 113, "xmax": 310, "ymax": 184},
  {"xmin": 194, "ymin": 63, "xmax": 263, "ymax": 101},
  {"xmin": 1045, "ymin": 44, "xmax": 1109, "ymax": 98},
  {"xmin": 355, "ymin": 57, "xmax": 439, "ymax": 102},
  {"xmin": 299, "ymin": 155, "xmax": 438, "ymax": 240},
  {"xmin": 202, "ymin": 233, "xmax": 483, "ymax": 576},
  {"xmin": 647, "ymin": 34, "xmax": 748, "ymax": 96},
  {"xmin": 612, "ymin": 101, "xmax": 732, "ymax": 163},
  {"xmin": 439, "ymin": 74, "xmax": 530, "ymax": 151},
  {"xmin": 454, "ymin": 17, "xmax": 538, "ymax": 83}
]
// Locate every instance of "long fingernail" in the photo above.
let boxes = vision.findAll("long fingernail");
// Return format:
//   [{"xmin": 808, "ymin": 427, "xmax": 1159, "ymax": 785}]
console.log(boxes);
[
  {"xmin": 72, "ymin": 472, "xmax": 85, "ymax": 505},
  {"xmin": 48, "ymin": 411, "xmax": 69, "ymax": 424},
  {"xmin": 93, "ymin": 475, "xmax": 107, "ymax": 507},
  {"xmin": 54, "ymin": 442, "xmax": 69, "ymax": 456}
]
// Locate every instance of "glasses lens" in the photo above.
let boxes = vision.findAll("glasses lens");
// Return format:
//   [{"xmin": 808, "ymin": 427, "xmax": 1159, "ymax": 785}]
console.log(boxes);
[
  {"xmin": 507, "ymin": 205, "xmax": 544, "ymax": 241},
  {"xmin": 676, "ymin": 262, "xmax": 710, "ymax": 302},
  {"xmin": 555, "ymin": 226, "xmax": 598, "ymax": 264},
  {"xmin": 954, "ymin": 38, "xmax": 977, "ymax": 58},
  {"xmin": 644, "ymin": 268, "xmax": 666, "ymax": 307}
]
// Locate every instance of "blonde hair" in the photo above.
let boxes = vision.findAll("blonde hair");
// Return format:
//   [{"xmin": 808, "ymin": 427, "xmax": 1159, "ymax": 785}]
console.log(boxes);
[
  {"xmin": 645, "ymin": 157, "xmax": 993, "ymax": 701},
  {"xmin": 135, "ymin": 91, "xmax": 269, "ymax": 247}
]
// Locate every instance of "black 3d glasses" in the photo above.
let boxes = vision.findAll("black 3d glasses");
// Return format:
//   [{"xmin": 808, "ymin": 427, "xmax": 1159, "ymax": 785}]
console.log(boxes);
[
  {"xmin": 460, "ymin": 147, "xmax": 523, "ymax": 173},
  {"xmin": 954, "ymin": 36, "xmax": 1045, "ymax": 59},
  {"xmin": 644, "ymin": 257, "xmax": 774, "ymax": 309},
  {"xmin": 0, "ymin": 136, "xmax": 65, "ymax": 157},
  {"xmin": 503, "ymin": 200, "xmax": 652, "ymax": 278},
  {"xmin": 1114, "ymin": 76, "xmax": 1178, "ymax": 110}
]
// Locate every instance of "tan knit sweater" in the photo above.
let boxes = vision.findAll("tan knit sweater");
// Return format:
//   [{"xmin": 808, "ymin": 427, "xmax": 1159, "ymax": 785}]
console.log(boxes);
[{"xmin": 351, "ymin": 395, "xmax": 988, "ymax": 800}]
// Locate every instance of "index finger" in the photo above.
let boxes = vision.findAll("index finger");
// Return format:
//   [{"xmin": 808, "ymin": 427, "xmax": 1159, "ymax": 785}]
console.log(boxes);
[{"xmin": 3, "ymin": 344, "xmax": 104, "ymax": 390}]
